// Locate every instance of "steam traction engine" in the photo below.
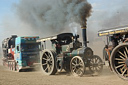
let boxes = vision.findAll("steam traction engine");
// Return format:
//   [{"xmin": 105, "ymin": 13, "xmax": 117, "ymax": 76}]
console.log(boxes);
[
  {"xmin": 98, "ymin": 26, "xmax": 128, "ymax": 80},
  {"xmin": 37, "ymin": 27, "xmax": 103, "ymax": 76}
]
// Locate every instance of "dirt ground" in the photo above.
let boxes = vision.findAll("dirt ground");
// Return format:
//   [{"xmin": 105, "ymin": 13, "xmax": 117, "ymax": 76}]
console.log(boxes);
[{"xmin": 0, "ymin": 65, "xmax": 128, "ymax": 85}]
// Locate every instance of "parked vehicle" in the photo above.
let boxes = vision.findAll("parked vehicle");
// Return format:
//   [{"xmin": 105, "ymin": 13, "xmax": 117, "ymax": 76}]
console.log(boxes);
[{"xmin": 2, "ymin": 35, "xmax": 41, "ymax": 72}]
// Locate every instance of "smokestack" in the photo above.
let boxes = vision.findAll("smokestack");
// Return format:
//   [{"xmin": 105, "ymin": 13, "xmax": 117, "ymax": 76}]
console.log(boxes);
[
  {"xmin": 81, "ymin": 26, "xmax": 87, "ymax": 47},
  {"xmin": 81, "ymin": 20, "xmax": 87, "ymax": 47}
]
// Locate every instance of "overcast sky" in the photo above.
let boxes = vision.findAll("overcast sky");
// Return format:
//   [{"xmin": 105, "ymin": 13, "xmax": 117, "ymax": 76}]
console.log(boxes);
[
  {"xmin": 0, "ymin": 0, "xmax": 127, "ymax": 28},
  {"xmin": 0, "ymin": 0, "xmax": 128, "ymax": 40}
]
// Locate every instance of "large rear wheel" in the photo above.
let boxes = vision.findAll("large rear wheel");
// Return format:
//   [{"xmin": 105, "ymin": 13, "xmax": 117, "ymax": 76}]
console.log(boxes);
[
  {"xmin": 41, "ymin": 49, "xmax": 57, "ymax": 75},
  {"xmin": 111, "ymin": 43, "xmax": 128, "ymax": 80},
  {"xmin": 70, "ymin": 56, "xmax": 85, "ymax": 77}
]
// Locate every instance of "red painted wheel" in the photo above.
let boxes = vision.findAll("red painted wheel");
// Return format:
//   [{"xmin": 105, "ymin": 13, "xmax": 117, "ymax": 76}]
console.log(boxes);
[{"xmin": 111, "ymin": 43, "xmax": 128, "ymax": 80}]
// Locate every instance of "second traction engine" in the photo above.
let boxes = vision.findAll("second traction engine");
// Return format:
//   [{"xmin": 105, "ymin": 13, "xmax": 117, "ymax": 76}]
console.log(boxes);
[{"xmin": 37, "ymin": 29, "xmax": 103, "ymax": 76}]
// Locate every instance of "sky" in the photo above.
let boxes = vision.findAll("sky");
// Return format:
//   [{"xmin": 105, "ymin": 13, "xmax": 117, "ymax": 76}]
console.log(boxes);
[
  {"xmin": 0, "ymin": 0, "xmax": 128, "ymax": 41},
  {"xmin": 0, "ymin": 0, "xmax": 122, "ymax": 26},
  {"xmin": 0, "ymin": 0, "xmax": 19, "ymax": 24},
  {"xmin": 0, "ymin": 0, "xmax": 127, "ymax": 29},
  {"xmin": 0, "ymin": 0, "xmax": 128, "ymax": 56}
]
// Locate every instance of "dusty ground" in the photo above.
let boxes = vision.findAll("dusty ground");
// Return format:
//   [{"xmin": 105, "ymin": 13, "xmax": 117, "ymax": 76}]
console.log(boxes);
[{"xmin": 0, "ymin": 65, "xmax": 128, "ymax": 85}]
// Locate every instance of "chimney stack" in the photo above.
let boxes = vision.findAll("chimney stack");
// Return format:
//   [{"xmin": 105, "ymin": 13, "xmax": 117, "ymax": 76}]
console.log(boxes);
[{"xmin": 81, "ymin": 21, "xmax": 87, "ymax": 47}]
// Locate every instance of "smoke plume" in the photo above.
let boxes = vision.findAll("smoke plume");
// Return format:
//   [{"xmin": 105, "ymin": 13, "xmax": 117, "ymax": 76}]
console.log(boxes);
[
  {"xmin": 15, "ymin": 0, "xmax": 92, "ymax": 35},
  {"xmin": 86, "ymin": 0, "xmax": 128, "ymax": 56}
]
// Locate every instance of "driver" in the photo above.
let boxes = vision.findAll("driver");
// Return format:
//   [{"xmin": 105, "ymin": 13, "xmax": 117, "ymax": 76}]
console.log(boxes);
[
  {"xmin": 55, "ymin": 39, "xmax": 62, "ymax": 54},
  {"xmin": 110, "ymin": 33, "xmax": 122, "ymax": 48}
]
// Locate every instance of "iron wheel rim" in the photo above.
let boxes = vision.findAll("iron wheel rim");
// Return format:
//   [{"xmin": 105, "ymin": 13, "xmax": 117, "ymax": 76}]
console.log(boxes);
[
  {"xmin": 70, "ymin": 56, "xmax": 85, "ymax": 77},
  {"xmin": 111, "ymin": 45, "xmax": 128, "ymax": 80},
  {"xmin": 42, "ymin": 52, "xmax": 53, "ymax": 73},
  {"xmin": 89, "ymin": 55, "xmax": 103, "ymax": 74}
]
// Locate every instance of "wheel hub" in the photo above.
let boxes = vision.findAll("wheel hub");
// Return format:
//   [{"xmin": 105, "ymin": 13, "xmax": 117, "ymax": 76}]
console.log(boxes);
[
  {"xmin": 125, "ymin": 59, "xmax": 128, "ymax": 67},
  {"xmin": 47, "ymin": 60, "xmax": 51, "ymax": 65},
  {"xmin": 92, "ymin": 63, "xmax": 98, "ymax": 67},
  {"xmin": 75, "ymin": 64, "xmax": 80, "ymax": 69}
]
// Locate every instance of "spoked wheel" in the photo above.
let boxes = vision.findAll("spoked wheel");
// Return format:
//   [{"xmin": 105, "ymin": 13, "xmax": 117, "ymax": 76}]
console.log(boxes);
[
  {"xmin": 89, "ymin": 55, "xmax": 103, "ymax": 74},
  {"xmin": 12, "ymin": 61, "xmax": 16, "ymax": 71},
  {"xmin": 8, "ymin": 62, "xmax": 11, "ymax": 70},
  {"xmin": 41, "ymin": 49, "xmax": 57, "ymax": 75},
  {"xmin": 111, "ymin": 43, "xmax": 128, "ymax": 80},
  {"xmin": 70, "ymin": 56, "xmax": 85, "ymax": 77},
  {"xmin": 11, "ymin": 62, "xmax": 13, "ymax": 71},
  {"xmin": 8, "ymin": 62, "xmax": 13, "ymax": 70}
]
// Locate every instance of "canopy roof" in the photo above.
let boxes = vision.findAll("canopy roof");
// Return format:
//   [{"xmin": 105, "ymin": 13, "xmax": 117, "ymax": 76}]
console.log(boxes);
[
  {"xmin": 36, "ymin": 33, "xmax": 73, "ymax": 42},
  {"xmin": 98, "ymin": 25, "xmax": 128, "ymax": 37}
]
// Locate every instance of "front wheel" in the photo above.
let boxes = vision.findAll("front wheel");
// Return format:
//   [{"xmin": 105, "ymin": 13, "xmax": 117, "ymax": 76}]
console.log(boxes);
[
  {"xmin": 70, "ymin": 56, "xmax": 85, "ymax": 77},
  {"xmin": 88, "ymin": 55, "xmax": 103, "ymax": 74}
]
